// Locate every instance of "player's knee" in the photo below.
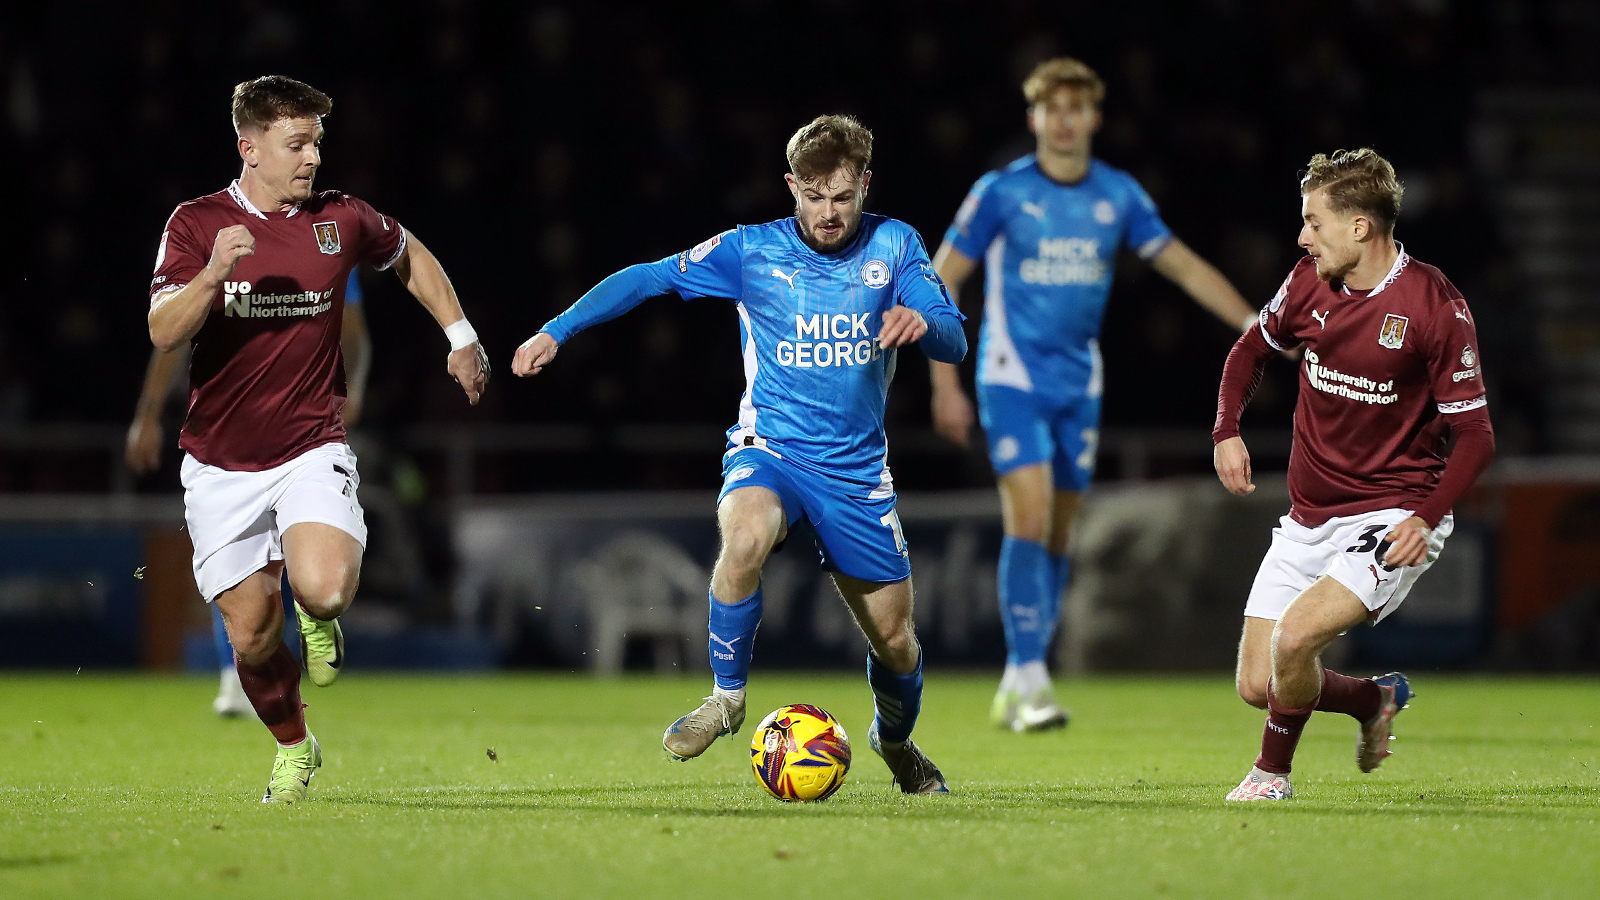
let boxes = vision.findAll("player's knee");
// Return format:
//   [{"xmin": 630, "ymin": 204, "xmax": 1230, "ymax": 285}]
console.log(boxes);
[
  {"xmin": 1236, "ymin": 676, "xmax": 1270, "ymax": 709},
  {"xmin": 717, "ymin": 525, "xmax": 773, "ymax": 575},
  {"xmin": 231, "ymin": 627, "xmax": 280, "ymax": 666},
  {"xmin": 1271, "ymin": 619, "xmax": 1325, "ymax": 664},
  {"xmin": 294, "ymin": 566, "xmax": 359, "ymax": 620}
]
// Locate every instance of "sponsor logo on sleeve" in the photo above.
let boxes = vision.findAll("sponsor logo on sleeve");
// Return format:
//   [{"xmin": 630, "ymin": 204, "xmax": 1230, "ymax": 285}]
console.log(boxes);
[
  {"xmin": 688, "ymin": 232, "xmax": 723, "ymax": 263},
  {"xmin": 677, "ymin": 251, "xmax": 688, "ymax": 273},
  {"xmin": 1453, "ymin": 344, "xmax": 1481, "ymax": 382},
  {"xmin": 1093, "ymin": 199, "xmax": 1116, "ymax": 224},
  {"xmin": 1268, "ymin": 273, "xmax": 1292, "ymax": 313},
  {"xmin": 1378, "ymin": 313, "xmax": 1409, "ymax": 349},
  {"xmin": 313, "ymin": 221, "xmax": 342, "ymax": 255},
  {"xmin": 862, "ymin": 259, "xmax": 891, "ymax": 288}
]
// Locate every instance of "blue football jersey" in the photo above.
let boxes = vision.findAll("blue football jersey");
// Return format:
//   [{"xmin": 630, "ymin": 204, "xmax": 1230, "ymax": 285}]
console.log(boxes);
[
  {"xmin": 945, "ymin": 156, "xmax": 1172, "ymax": 404},
  {"xmin": 542, "ymin": 215, "xmax": 966, "ymax": 490}
]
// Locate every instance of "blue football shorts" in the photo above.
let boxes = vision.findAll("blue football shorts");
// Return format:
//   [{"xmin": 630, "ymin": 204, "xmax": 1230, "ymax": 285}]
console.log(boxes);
[
  {"xmin": 718, "ymin": 447, "xmax": 911, "ymax": 584},
  {"xmin": 976, "ymin": 384, "xmax": 1102, "ymax": 491}
]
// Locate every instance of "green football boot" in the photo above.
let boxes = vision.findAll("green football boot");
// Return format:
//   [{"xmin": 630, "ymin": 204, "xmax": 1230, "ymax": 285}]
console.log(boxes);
[
  {"xmin": 262, "ymin": 734, "xmax": 322, "ymax": 804},
  {"xmin": 296, "ymin": 605, "xmax": 345, "ymax": 687}
]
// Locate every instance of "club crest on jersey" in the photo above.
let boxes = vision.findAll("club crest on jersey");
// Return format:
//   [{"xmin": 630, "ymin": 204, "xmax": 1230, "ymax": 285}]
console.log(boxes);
[
  {"xmin": 313, "ymin": 221, "xmax": 341, "ymax": 255},
  {"xmin": 1461, "ymin": 345, "xmax": 1476, "ymax": 367},
  {"xmin": 1093, "ymin": 199, "xmax": 1116, "ymax": 224},
  {"xmin": 862, "ymin": 259, "xmax": 891, "ymax": 289},
  {"xmin": 1378, "ymin": 314, "xmax": 1409, "ymax": 349}
]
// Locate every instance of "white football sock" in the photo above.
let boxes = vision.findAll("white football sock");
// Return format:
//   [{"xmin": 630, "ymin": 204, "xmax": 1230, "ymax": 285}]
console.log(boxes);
[{"xmin": 1015, "ymin": 660, "xmax": 1050, "ymax": 698}]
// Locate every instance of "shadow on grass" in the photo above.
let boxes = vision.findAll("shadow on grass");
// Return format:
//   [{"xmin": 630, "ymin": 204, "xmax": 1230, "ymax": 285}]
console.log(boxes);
[
  {"xmin": 318, "ymin": 780, "xmax": 1600, "ymax": 822},
  {"xmin": 0, "ymin": 853, "xmax": 80, "ymax": 869}
]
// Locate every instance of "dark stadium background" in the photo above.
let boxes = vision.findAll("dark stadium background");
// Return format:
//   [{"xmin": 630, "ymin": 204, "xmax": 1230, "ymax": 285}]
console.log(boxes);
[{"xmin": 2, "ymin": 1, "xmax": 1597, "ymax": 671}]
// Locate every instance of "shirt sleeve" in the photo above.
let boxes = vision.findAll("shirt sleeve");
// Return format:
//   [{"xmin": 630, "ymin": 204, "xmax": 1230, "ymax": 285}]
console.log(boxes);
[
  {"xmin": 1255, "ymin": 266, "xmax": 1305, "ymax": 352},
  {"xmin": 895, "ymin": 230, "xmax": 968, "ymax": 364},
  {"xmin": 345, "ymin": 195, "xmax": 407, "ymax": 271},
  {"xmin": 1425, "ymin": 295, "xmax": 1488, "ymax": 415},
  {"xmin": 150, "ymin": 208, "xmax": 208, "ymax": 302},
  {"xmin": 540, "ymin": 229, "xmax": 744, "ymax": 345},
  {"xmin": 943, "ymin": 171, "xmax": 1008, "ymax": 261},
  {"xmin": 1121, "ymin": 174, "xmax": 1174, "ymax": 261}
]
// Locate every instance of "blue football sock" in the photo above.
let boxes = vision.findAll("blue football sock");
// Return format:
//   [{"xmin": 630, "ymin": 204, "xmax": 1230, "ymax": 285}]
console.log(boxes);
[
  {"xmin": 1045, "ymin": 553, "xmax": 1071, "ymax": 647},
  {"xmin": 867, "ymin": 649, "xmax": 923, "ymax": 744},
  {"xmin": 210, "ymin": 603, "xmax": 235, "ymax": 669},
  {"xmin": 998, "ymin": 536, "xmax": 1051, "ymax": 666},
  {"xmin": 708, "ymin": 587, "xmax": 762, "ymax": 690}
]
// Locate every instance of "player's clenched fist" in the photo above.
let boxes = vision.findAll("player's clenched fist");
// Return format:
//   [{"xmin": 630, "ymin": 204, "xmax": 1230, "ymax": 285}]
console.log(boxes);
[
  {"xmin": 1214, "ymin": 436, "xmax": 1255, "ymax": 496},
  {"xmin": 204, "ymin": 225, "xmax": 255, "ymax": 281},
  {"xmin": 449, "ymin": 342, "xmax": 490, "ymax": 405},
  {"xmin": 877, "ymin": 307, "xmax": 927, "ymax": 349},
  {"xmin": 512, "ymin": 332, "xmax": 559, "ymax": 377}
]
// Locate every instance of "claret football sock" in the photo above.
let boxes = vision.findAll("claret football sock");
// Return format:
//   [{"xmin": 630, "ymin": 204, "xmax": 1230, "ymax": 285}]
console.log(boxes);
[
  {"xmin": 236, "ymin": 642, "xmax": 307, "ymax": 746},
  {"xmin": 1255, "ymin": 680, "xmax": 1315, "ymax": 775},
  {"xmin": 1316, "ymin": 668, "xmax": 1383, "ymax": 721},
  {"xmin": 708, "ymin": 586, "xmax": 762, "ymax": 691},
  {"xmin": 867, "ymin": 649, "xmax": 923, "ymax": 744},
  {"xmin": 998, "ymin": 536, "xmax": 1052, "ymax": 666}
]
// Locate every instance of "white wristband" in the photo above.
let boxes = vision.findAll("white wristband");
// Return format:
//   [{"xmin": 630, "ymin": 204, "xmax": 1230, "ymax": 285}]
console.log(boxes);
[{"xmin": 444, "ymin": 318, "xmax": 478, "ymax": 351}]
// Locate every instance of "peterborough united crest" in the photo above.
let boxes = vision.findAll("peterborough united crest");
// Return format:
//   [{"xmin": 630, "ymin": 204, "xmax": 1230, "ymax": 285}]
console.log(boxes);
[
  {"xmin": 1378, "ymin": 313, "xmax": 1409, "ymax": 349},
  {"xmin": 313, "ymin": 221, "xmax": 342, "ymax": 255},
  {"xmin": 862, "ymin": 259, "xmax": 891, "ymax": 288}
]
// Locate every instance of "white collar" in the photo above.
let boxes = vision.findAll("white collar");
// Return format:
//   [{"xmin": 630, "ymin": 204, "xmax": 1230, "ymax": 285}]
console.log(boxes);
[
  {"xmin": 1342, "ymin": 242, "xmax": 1408, "ymax": 296},
  {"xmin": 228, "ymin": 179, "xmax": 301, "ymax": 219}
]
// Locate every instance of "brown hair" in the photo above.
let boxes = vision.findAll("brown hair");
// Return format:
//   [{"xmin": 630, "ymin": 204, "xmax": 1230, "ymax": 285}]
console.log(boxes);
[
  {"xmin": 786, "ymin": 115, "xmax": 873, "ymax": 184},
  {"xmin": 1300, "ymin": 148, "xmax": 1404, "ymax": 232},
  {"xmin": 1023, "ymin": 57, "xmax": 1105, "ymax": 107},
  {"xmin": 232, "ymin": 76, "xmax": 332, "ymax": 135}
]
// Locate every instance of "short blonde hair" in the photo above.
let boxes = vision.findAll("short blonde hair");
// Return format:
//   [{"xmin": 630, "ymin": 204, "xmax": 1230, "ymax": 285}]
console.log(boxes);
[
  {"xmin": 1023, "ymin": 57, "xmax": 1105, "ymax": 107},
  {"xmin": 786, "ymin": 114, "xmax": 873, "ymax": 183},
  {"xmin": 1301, "ymin": 148, "xmax": 1404, "ymax": 232}
]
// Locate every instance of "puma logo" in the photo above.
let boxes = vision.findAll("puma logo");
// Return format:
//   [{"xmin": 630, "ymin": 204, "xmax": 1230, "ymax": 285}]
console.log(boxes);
[
  {"xmin": 1368, "ymin": 564, "xmax": 1383, "ymax": 588},
  {"xmin": 771, "ymin": 267, "xmax": 801, "ymax": 289},
  {"xmin": 1311, "ymin": 310, "xmax": 1329, "ymax": 329},
  {"xmin": 1455, "ymin": 310, "xmax": 1471, "ymax": 323},
  {"xmin": 710, "ymin": 633, "xmax": 741, "ymax": 660},
  {"xmin": 1020, "ymin": 201, "xmax": 1046, "ymax": 220}
]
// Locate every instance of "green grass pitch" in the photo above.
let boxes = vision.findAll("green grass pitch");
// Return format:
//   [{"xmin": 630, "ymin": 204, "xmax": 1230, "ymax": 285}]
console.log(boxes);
[{"xmin": 1, "ymin": 673, "xmax": 1596, "ymax": 899}]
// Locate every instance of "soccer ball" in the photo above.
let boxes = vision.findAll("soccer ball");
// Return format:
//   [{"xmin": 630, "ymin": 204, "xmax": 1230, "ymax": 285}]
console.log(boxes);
[{"xmin": 749, "ymin": 704, "xmax": 851, "ymax": 802}]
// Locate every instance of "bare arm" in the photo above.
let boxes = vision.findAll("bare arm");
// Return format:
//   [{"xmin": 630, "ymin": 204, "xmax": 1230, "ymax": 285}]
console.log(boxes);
[
  {"xmin": 390, "ymin": 230, "xmax": 489, "ymax": 405},
  {"xmin": 1149, "ymin": 239, "xmax": 1257, "ymax": 333},
  {"xmin": 928, "ymin": 241, "xmax": 979, "ymax": 446},
  {"xmin": 148, "ymin": 224, "xmax": 255, "ymax": 351},
  {"xmin": 340, "ymin": 302, "xmax": 372, "ymax": 426},
  {"xmin": 125, "ymin": 345, "xmax": 188, "ymax": 474}
]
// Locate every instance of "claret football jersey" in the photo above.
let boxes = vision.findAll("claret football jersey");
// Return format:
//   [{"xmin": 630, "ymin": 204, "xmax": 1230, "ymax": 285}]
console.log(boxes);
[
  {"xmin": 1257, "ymin": 249, "xmax": 1487, "ymax": 526},
  {"xmin": 150, "ymin": 181, "xmax": 405, "ymax": 471}
]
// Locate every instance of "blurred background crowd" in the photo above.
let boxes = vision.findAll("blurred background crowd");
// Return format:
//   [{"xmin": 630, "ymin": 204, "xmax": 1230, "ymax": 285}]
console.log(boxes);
[{"xmin": 3, "ymin": 1, "xmax": 1598, "ymax": 671}]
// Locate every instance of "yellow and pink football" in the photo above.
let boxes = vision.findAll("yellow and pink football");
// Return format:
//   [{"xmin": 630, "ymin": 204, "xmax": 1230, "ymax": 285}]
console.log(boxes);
[{"xmin": 749, "ymin": 704, "xmax": 851, "ymax": 802}]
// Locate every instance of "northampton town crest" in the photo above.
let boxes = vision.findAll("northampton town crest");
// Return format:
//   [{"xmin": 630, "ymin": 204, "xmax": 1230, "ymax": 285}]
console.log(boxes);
[
  {"xmin": 1378, "ymin": 313, "xmax": 1408, "ymax": 349},
  {"xmin": 313, "ymin": 221, "xmax": 342, "ymax": 255}
]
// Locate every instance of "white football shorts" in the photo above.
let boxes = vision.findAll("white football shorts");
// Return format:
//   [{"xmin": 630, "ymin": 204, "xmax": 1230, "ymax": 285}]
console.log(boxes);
[
  {"xmin": 1243, "ymin": 507, "xmax": 1453, "ymax": 624},
  {"xmin": 181, "ymin": 441, "xmax": 367, "ymax": 601}
]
